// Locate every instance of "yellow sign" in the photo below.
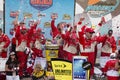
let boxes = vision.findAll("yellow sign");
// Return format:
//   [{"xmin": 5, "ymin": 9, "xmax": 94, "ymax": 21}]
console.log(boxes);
[
  {"xmin": 23, "ymin": 12, "xmax": 32, "ymax": 18},
  {"xmin": 91, "ymin": 25, "xmax": 96, "ymax": 29},
  {"xmin": 51, "ymin": 59, "xmax": 72, "ymax": 80},
  {"xmin": 46, "ymin": 50, "xmax": 58, "ymax": 61}
]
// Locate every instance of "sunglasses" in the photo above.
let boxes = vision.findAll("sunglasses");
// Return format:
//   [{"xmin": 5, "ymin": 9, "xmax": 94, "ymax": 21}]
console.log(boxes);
[
  {"xmin": 89, "ymin": 32, "xmax": 94, "ymax": 34},
  {"xmin": 10, "ymin": 54, "xmax": 15, "ymax": 56}
]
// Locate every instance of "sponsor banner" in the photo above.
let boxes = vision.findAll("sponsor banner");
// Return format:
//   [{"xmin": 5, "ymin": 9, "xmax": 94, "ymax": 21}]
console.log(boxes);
[
  {"xmin": 51, "ymin": 58, "xmax": 72, "ymax": 80},
  {"xmin": 0, "ymin": 58, "xmax": 7, "ymax": 71},
  {"xmin": 73, "ymin": 56, "xmax": 89, "ymax": 80}
]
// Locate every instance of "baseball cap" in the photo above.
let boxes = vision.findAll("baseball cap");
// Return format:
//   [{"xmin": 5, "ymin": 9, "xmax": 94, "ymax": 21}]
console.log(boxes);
[
  {"xmin": 10, "ymin": 52, "xmax": 15, "ymax": 55},
  {"xmin": 85, "ymin": 28, "xmax": 95, "ymax": 33}
]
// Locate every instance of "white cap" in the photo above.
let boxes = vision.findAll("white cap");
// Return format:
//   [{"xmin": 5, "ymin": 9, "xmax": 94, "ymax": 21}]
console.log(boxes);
[{"xmin": 10, "ymin": 52, "xmax": 15, "ymax": 55}]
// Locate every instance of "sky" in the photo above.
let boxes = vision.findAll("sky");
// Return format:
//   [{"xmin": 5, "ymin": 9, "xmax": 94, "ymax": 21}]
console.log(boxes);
[{"xmin": 5, "ymin": 0, "xmax": 75, "ymax": 39}]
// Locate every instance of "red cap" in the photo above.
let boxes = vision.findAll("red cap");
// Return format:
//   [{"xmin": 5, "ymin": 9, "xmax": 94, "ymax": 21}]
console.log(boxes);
[{"xmin": 85, "ymin": 28, "xmax": 95, "ymax": 33}]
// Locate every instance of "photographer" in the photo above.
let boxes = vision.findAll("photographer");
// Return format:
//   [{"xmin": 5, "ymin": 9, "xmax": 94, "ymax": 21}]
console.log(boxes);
[
  {"xmin": 104, "ymin": 53, "xmax": 120, "ymax": 80},
  {"xmin": 5, "ymin": 52, "xmax": 20, "ymax": 80},
  {"xmin": 116, "ymin": 49, "xmax": 120, "ymax": 75}
]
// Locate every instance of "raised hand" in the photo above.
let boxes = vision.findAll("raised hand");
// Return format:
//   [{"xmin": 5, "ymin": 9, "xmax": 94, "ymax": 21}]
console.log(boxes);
[
  {"xmin": 51, "ymin": 13, "xmax": 58, "ymax": 20},
  {"xmin": 79, "ymin": 17, "xmax": 85, "ymax": 22}
]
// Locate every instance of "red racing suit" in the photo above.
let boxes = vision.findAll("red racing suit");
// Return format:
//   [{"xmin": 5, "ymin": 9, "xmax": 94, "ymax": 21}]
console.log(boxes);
[
  {"xmin": 78, "ymin": 23, "xmax": 103, "ymax": 76},
  {"xmin": 101, "ymin": 35, "xmax": 116, "ymax": 57},
  {"xmin": 104, "ymin": 59, "xmax": 120, "ymax": 80},
  {"xmin": 62, "ymin": 31, "xmax": 78, "ymax": 61},
  {"xmin": 15, "ymin": 26, "xmax": 29, "ymax": 76},
  {"xmin": 0, "ymin": 33, "xmax": 10, "ymax": 58},
  {"xmin": 100, "ymin": 35, "xmax": 116, "ymax": 70}
]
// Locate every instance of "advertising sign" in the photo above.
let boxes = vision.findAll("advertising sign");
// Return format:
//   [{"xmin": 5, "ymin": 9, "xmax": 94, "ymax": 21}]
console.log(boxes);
[
  {"xmin": 86, "ymin": 0, "xmax": 120, "ymax": 17},
  {"xmin": 73, "ymin": 56, "xmax": 88, "ymax": 80},
  {"xmin": 51, "ymin": 58, "xmax": 72, "ymax": 80}
]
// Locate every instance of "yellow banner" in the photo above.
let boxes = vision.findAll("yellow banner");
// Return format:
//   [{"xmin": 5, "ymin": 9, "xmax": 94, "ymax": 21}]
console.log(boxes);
[
  {"xmin": 51, "ymin": 59, "xmax": 72, "ymax": 80},
  {"xmin": 23, "ymin": 12, "xmax": 32, "ymax": 18}
]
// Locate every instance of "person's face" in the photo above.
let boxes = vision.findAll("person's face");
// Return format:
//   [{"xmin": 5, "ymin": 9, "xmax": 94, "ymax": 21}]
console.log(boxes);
[
  {"xmin": 10, "ymin": 54, "xmax": 15, "ymax": 59},
  {"xmin": 85, "ymin": 32, "xmax": 93, "ymax": 39},
  {"xmin": 62, "ymin": 22, "xmax": 67, "ymax": 27},
  {"xmin": 118, "ymin": 59, "xmax": 120, "ymax": 66},
  {"xmin": 0, "ymin": 30, "xmax": 2, "ymax": 35},
  {"xmin": 108, "ymin": 31, "xmax": 113, "ymax": 36},
  {"xmin": 60, "ymin": 22, "xmax": 66, "ymax": 29},
  {"xmin": 29, "ymin": 22, "xmax": 35, "ymax": 26},
  {"xmin": 21, "ymin": 30, "xmax": 27, "ymax": 34},
  {"xmin": 36, "ymin": 31, "xmax": 41, "ymax": 36},
  {"xmin": 20, "ymin": 23, "xmax": 25, "ymax": 26}
]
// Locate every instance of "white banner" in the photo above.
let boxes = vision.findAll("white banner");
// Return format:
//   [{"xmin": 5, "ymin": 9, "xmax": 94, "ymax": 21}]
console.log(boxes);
[
  {"xmin": 0, "ymin": 58, "xmax": 7, "ymax": 71},
  {"xmin": 99, "ymin": 57, "xmax": 110, "ymax": 68}
]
